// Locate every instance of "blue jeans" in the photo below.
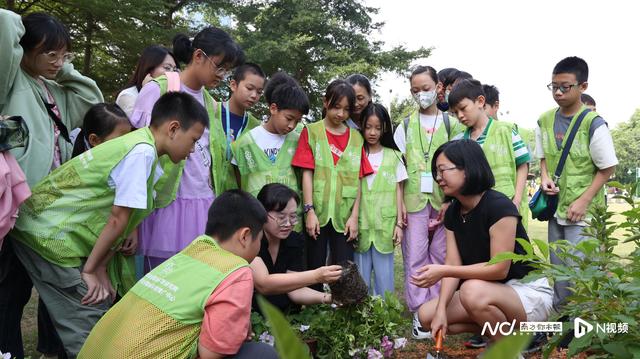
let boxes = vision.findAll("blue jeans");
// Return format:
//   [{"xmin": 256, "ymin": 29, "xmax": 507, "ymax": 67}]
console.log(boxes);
[{"xmin": 354, "ymin": 247, "xmax": 394, "ymax": 297}]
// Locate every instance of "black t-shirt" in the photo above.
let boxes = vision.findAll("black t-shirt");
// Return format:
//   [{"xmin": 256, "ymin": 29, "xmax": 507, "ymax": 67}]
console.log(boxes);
[
  {"xmin": 251, "ymin": 231, "xmax": 305, "ymax": 313},
  {"xmin": 444, "ymin": 190, "xmax": 533, "ymax": 283}
]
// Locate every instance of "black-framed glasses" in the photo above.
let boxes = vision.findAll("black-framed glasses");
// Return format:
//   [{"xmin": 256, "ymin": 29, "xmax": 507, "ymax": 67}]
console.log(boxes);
[
  {"xmin": 435, "ymin": 166, "xmax": 459, "ymax": 177},
  {"xmin": 547, "ymin": 83, "xmax": 579, "ymax": 94},
  {"xmin": 199, "ymin": 49, "xmax": 229, "ymax": 79},
  {"xmin": 268, "ymin": 212, "xmax": 299, "ymax": 227}
]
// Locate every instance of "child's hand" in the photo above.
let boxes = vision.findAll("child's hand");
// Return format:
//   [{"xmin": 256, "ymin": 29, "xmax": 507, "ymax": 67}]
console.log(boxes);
[
  {"xmin": 141, "ymin": 73, "xmax": 154, "ymax": 87},
  {"xmin": 305, "ymin": 210, "xmax": 320, "ymax": 239},
  {"xmin": 81, "ymin": 269, "xmax": 113, "ymax": 305},
  {"xmin": 435, "ymin": 201, "xmax": 450, "ymax": 225},
  {"xmin": 567, "ymin": 197, "xmax": 588, "ymax": 222},
  {"xmin": 400, "ymin": 203, "xmax": 408, "ymax": 226},
  {"xmin": 315, "ymin": 265, "xmax": 343, "ymax": 283},
  {"xmin": 119, "ymin": 230, "xmax": 138, "ymax": 256},
  {"xmin": 344, "ymin": 215, "xmax": 358, "ymax": 242},
  {"xmin": 393, "ymin": 226, "xmax": 403, "ymax": 246},
  {"xmin": 541, "ymin": 177, "xmax": 560, "ymax": 196}
]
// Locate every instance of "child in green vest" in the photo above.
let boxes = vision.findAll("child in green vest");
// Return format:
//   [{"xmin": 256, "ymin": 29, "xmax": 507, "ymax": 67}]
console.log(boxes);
[
  {"xmin": 231, "ymin": 71, "xmax": 309, "ymax": 199},
  {"xmin": 10, "ymin": 92, "xmax": 208, "ymax": 357},
  {"xmin": 131, "ymin": 28, "xmax": 246, "ymax": 273},
  {"xmin": 394, "ymin": 66, "xmax": 465, "ymax": 340},
  {"xmin": 448, "ymin": 79, "xmax": 530, "ymax": 227},
  {"xmin": 536, "ymin": 57, "xmax": 617, "ymax": 309},
  {"xmin": 79, "ymin": 190, "xmax": 278, "ymax": 359},
  {"xmin": 71, "ymin": 103, "xmax": 132, "ymax": 158},
  {"xmin": 356, "ymin": 103, "xmax": 406, "ymax": 297},
  {"xmin": 292, "ymin": 80, "xmax": 373, "ymax": 291}
]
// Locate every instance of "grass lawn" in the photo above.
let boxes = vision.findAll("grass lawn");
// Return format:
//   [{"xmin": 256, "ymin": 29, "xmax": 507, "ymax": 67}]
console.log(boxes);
[{"xmin": 19, "ymin": 202, "xmax": 636, "ymax": 358}]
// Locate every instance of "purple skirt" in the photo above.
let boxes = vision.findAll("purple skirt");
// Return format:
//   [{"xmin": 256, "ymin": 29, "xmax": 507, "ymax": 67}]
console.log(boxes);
[{"xmin": 137, "ymin": 196, "xmax": 214, "ymax": 258}]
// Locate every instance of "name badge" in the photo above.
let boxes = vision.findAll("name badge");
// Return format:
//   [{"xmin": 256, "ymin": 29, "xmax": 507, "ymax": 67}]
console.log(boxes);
[{"xmin": 421, "ymin": 172, "xmax": 434, "ymax": 193}]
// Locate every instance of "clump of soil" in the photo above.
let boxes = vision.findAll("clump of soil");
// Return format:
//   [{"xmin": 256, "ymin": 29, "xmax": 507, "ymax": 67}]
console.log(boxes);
[{"xmin": 329, "ymin": 261, "xmax": 368, "ymax": 305}]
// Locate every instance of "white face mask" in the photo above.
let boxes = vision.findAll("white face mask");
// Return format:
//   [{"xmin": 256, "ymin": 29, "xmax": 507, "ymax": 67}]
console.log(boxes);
[{"xmin": 413, "ymin": 90, "xmax": 437, "ymax": 110}]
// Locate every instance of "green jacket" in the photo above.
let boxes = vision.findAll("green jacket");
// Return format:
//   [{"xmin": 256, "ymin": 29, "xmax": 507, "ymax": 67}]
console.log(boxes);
[{"xmin": 0, "ymin": 9, "xmax": 104, "ymax": 187}]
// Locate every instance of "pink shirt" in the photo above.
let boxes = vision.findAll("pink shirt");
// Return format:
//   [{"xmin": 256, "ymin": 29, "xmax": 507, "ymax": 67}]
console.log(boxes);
[{"xmin": 199, "ymin": 267, "xmax": 253, "ymax": 355}]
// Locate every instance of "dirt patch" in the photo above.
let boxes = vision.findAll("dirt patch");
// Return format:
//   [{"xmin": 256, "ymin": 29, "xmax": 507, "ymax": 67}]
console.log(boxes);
[{"xmin": 329, "ymin": 261, "xmax": 368, "ymax": 306}]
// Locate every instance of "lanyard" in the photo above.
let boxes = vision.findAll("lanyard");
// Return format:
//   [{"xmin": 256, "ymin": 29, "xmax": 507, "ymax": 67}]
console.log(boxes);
[
  {"xmin": 418, "ymin": 110, "xmax": 439, "ymax": 164},
  {"xmin": 224, "ymin": 101, "xmax": 248, "ymax": 160}
]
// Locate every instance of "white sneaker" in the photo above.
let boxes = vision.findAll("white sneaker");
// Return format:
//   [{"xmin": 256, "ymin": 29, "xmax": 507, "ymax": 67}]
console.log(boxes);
[{"xmin": 412, "ymin": 312, "xmax": 432, "ymax": 340}]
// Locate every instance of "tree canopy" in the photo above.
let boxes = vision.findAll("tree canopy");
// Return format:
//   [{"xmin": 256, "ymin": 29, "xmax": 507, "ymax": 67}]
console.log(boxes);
[
  {"xmin": 3, "ymin": 0, "xmax": 430, "ymax": 117},
  {"xmin": 611, "ymin": 108, "xmax": 640, "ymax": 184}
]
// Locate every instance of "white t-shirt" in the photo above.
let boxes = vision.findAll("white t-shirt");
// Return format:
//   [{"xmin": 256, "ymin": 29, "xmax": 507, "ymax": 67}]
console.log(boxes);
[
  {"xmin": 115, "ymin": 86, "xmax": 139, "ymax": 118},
  {"xmin": 534, "ymin": 122, "xmax": 617, "ymax": 226},
  {"xmin": 108, "ymin": 143, "xmax": 163, "ymax": 209},
  {"xmin": 393, "ymin": 113, "xmax": 444, "ymax": 154},
  {"xmin": 231, "ymin": 125, "xmax": 286, "ymax": 165},
  {"xmin": 365, "ymin": 149, "xmax": 409, "ymax": 189}
]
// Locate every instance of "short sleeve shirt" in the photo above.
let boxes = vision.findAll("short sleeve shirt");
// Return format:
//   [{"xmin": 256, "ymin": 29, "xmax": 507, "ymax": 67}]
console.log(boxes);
[
  {"xmin": 252, "ymin": 232, "xmax": 305, "ymax": 313},
  {"xmin": 444, "ymin": 190, "xmax": 533, "ymax": 282}
]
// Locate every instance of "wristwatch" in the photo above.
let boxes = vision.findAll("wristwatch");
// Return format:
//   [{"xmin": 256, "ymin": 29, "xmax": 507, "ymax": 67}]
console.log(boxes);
[{"xmin": 304, "ymin": 204, "xmax": 315, "ymax": 213}]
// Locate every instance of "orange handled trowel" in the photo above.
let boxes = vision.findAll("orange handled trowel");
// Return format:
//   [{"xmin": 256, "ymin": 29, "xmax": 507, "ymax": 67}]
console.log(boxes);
[{"xmin": 426, "ymin": 329, "xmax": 447, "ymax": 359}]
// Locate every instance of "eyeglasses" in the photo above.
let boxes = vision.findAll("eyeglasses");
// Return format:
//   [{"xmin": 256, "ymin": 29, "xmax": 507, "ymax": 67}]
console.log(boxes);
[
  {"xmin": 200, "ymin": 49, "xmax": 229, "ymax": 79},
  {"xmin": 161, "ymin": 64, "xmax": 179, "ymax": 72},
  {"xmin": 547, "ymin": 83, "xmax": 579, "ymax": 94},
  {"xmin": 41, "ymin": 51, "xmax": 74, "ymax": 64},
  {"xmin": 435, "ymin": 166, "xmax": 459, "ymax": 177},
  {"xmin": 268, "ymin": 213, "xmax": 299, "ymax": 227}
]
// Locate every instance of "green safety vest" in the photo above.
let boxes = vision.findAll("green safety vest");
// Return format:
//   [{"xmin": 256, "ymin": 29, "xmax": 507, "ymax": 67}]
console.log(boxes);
[
  {"xmin": 463, "ymin": 119, "xmax": 530, "ymax": 228},
  {"xmin": 538, "ymin": 106, "xmax": 604, "ymax": 220},
  {"xmin": 12, "ymin": 127, "xmax": 159, "ymax": 294},
  {"xmin": 153, "ymin": 76, "xmax": 261, "ymax": 205},
  {"xmin": 358, "ymin": 147, "xmax": 402, "ymax": 254},
  {"xmin": 307, "ymin": 121, "xmax": 363, "ymax": 232},
  {"xmin": 79, "ymin": 235, "xmax": 248, "ymax": 359},
  {"xmin": 404, "ymin": 111, "xmax": 464, "ymax": 212},
  {"xmin": 232, "ymin": 125, "xmax": 302, "ymax": 231}
]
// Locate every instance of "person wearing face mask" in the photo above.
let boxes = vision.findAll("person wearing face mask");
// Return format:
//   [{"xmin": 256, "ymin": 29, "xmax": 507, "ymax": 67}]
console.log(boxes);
[{"xmin": 393, "ymin": 66, "xmax": 464, "ymax": 340}]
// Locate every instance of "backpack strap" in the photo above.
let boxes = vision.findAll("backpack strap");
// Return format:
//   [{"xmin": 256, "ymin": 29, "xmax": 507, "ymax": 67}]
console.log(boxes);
[{"xmin": 553, "ymin": 109, "xmax": 590, "ymax": 182}]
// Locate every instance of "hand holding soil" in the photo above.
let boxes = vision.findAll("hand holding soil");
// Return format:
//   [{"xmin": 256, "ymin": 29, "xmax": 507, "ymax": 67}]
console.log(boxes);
[
  {"xmin": 315, "ymin": 265, "xmax": 343, "ymax": 283},
  {"xmin": 329, "ymin": 261, "xmax": 368, "ymax": 306}
]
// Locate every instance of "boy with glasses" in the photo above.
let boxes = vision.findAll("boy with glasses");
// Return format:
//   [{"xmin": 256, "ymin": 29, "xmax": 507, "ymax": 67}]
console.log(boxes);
[{"xmin": 535, "ymin": 56, "xmax": 617, "ymax": 309}]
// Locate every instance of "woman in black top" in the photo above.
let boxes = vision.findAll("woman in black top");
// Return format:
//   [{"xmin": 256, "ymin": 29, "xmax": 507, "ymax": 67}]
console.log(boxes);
[
  {"xmin": 412, "ymin": 140, "xmax": 552, "ymax": 342},
  {"xmin": 251, "ymin": 183, "xmax": 343, "ymax": 313}
]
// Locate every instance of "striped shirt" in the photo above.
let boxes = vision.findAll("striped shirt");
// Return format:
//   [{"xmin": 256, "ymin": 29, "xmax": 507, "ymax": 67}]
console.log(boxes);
[{"xmin": 459, "ymin": 118, "xmax": 531, "ymax": 166}]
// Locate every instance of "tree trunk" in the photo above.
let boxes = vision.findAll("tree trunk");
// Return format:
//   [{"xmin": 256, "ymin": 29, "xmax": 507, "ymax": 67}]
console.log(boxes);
[
  {"xmin": 83, "ymin": 12, "xmax": 93, "ymax": 75},
  {"xmin": 5, "ymin": 0, "xmax": 15, "ymax": 11}
]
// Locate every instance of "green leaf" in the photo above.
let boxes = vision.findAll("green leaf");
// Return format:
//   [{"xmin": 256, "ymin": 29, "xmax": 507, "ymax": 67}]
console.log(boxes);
[
  {"xmin": 603, "ymin": 342, "xmax": 632, "ymax": 358},
  {"xmin": 487, "ymin": 251, "xmax": 529, "ymax": 265},
  {"xmin": 257, "ymin": 296, "xmax": 311, "ymax": 359},
  {"xmin": 480, "ymin": 333, "xmax": 532, "ymax": 359}
]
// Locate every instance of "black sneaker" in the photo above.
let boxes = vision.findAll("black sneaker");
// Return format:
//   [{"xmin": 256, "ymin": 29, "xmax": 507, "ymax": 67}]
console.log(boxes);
[
  {"xmin": 522, "ymin": 332, "xmax": 547, "ymax": 354},
  {"xmin": 464, "ymin": 334, "xmax": 488, "ymax": 348}
]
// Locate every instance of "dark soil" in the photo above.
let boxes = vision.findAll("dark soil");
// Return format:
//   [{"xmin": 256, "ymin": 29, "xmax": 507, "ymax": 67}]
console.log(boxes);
[{"xmin": 329, "ymin": 261, "xmax": 368, "ymax": 305}]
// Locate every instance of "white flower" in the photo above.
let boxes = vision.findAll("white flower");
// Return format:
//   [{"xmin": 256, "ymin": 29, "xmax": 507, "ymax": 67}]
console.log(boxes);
[
  {"xmin": 299, "ymin": 324, "xmax": 310, "ymax": 332},
  {"xmin": 393, "ymin": 337, "xmax": 407, "ymax": 349},
  {"xmin": 0, "ymin": 350, "xmax": 11, "ymax": 359},
  {"xmin": 259, "ymin": 331, "xmax": 275, "ymax": 346}
]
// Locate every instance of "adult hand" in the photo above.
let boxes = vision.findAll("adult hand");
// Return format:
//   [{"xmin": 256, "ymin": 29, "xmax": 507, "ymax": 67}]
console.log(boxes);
[
  {"xmin": 344, "ymin": 215, "xmax": 358, "ymax": 242},
  {"xmin": 567, "ymin": 197, "xmax": 589, "ymax": 223},
  {"xmin": 430, "ymin": 309, "xmax": 448, "ymax": 340},
  {"xmin": 315, "ymin": 265, "xmax": 343, "ymax": 283},
  {"xmin": 393, "ymin": 225, "xmax": 403, "ymax": 247},
  {"xmin": 410, "ymin": 264, "xmax": 446, "ymax": 288},
  {"xmin": 305, "ymin": 210, "xmax": 320, "ymax": 240}
]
